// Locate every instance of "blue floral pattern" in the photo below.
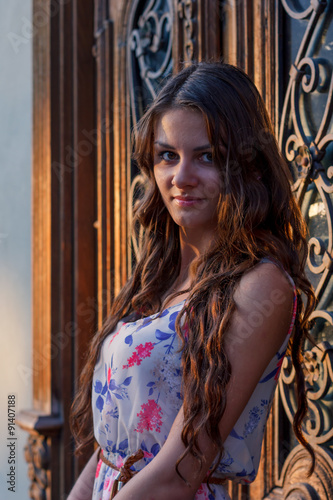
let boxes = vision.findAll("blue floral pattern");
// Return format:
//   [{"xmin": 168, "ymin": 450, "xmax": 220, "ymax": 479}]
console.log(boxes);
[{"xmin": 92, "ymin": 272, "xmax": 297, "ymax": 500}]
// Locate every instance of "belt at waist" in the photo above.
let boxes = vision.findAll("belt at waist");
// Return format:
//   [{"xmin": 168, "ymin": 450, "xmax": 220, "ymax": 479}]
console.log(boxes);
[{"xmin": 99, "ymin": 448, "xmax": 228, "ymax": 498}]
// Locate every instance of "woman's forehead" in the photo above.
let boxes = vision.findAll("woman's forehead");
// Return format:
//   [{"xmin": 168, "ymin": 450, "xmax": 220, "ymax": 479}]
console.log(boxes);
[{"xmin": 153, "ymin": 108, "xmax": 210, "ymax": 145}]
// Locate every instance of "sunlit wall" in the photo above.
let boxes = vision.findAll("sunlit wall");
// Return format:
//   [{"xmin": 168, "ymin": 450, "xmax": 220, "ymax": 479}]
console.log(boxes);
[{"xmin": 0, "ymin": 0, "xmax": 32, "ymax": 497}]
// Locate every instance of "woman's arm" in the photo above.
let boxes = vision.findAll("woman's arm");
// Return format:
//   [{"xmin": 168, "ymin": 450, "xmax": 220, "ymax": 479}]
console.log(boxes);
[
  {"xmin": 115, "ymin": 262, "xmax": 294, "ymax": 500},
  {"xmin": 67, "ymin": 446, "xmax": 99, "ymax": 500}
]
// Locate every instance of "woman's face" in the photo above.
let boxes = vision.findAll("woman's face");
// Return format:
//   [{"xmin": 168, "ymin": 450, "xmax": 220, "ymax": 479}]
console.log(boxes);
[{"xmin": 153, "ymin": 108, "xmax": 222, "ymax": 239}]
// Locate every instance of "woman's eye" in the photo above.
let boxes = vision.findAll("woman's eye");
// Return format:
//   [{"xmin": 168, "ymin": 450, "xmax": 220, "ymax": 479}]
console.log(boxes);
[
  {"xmin": 201, "ymin": 152, "xmax": 213, "ymax": 163},
  {"xmin": 159, "ymin": 151, "xmax": 178, "ymax": 161}
]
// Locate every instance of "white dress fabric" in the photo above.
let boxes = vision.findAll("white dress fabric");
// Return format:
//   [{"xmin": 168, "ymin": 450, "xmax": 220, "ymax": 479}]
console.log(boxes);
[{"xmin": 92, "ymin": 261, "xmax": 296, "ymax": 500}]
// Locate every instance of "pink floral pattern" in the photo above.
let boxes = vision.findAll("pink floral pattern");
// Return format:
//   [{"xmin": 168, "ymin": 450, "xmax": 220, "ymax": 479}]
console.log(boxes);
[
  {"xmin": 135, "ymin": 399, "xmax": 163, "ymax": 433},
  {"xmin": 122, "ymin": 342, "xmax": 154, "ymax": 369}
]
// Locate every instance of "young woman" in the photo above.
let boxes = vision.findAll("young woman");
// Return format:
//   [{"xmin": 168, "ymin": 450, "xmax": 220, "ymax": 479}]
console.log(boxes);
[{"xmin": 70, "ymin": 62, "xmax": 315, "ymax": 500}]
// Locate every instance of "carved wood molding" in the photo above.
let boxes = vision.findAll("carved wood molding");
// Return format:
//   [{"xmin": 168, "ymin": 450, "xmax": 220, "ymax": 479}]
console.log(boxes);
[
  {"xmin": 17, "ymin": 411, "xmax": 63, "ymax": 500},
  {"xmin": 264, "ymin": 445, "xmax": 333, "ymax": 499},
  {"xmin": 24, "ymin": 434, "xmax": 51, "ymax": 500},
  {"xmin": 279, "ymin": 444, "xmax": 333, "ymax": 499},
  {"xmin": 16, "ymin": 410, "xmax": 63, "ymax": 436},
  {"xmin": 174, "ymin": 0, "xmax": 221, "ymax": 70},
  {"xmin": 177, "ymin": 0, "xmax": 197, "ymax": 63}
]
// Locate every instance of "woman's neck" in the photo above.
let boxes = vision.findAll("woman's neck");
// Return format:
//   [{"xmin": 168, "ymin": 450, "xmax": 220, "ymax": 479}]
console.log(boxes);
[
  {"xmin": 179, "ymin": 226, "xmax": 215, "ymax": 258},
  {"xmin": 161, "ymin": 227, "xmax": 214, "ymax": 307}
]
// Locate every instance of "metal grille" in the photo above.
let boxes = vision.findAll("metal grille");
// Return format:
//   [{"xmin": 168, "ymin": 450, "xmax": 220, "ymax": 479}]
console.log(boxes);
[
  {"xmin": 127, "ymin": 0, "xmax": 173, "ymax": 261},
  {"xmin": 278, "ymin": 1, "xmax": 333, "ymax": 494}
]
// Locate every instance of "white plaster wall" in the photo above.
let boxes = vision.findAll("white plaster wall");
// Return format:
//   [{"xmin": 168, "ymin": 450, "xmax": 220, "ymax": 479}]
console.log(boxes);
[{"xmin": 0, "ymin": 0, "xmax": 32, "ymax": 498}]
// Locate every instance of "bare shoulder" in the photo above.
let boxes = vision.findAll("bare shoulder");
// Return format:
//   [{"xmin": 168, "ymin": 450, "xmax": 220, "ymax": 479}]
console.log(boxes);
[
  {"xmin": 234, "ymin": 260, "xmax": 294, "ymax": 311},
  {"xmin": 225, "ymin": 261, "xmax": 295, "ymax": 359}
]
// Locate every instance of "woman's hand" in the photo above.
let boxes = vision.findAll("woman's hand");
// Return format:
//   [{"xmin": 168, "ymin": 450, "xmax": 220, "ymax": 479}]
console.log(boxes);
[{"xmin": 114, "ymin": 262, "xmax": 294, "ymax": 500}]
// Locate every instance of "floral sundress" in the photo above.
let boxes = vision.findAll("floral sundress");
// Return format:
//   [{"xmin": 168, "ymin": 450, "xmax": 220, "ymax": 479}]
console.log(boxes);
[{"xmin": 92, "ymin": 264, "xmax": 296, "ymax": 500}]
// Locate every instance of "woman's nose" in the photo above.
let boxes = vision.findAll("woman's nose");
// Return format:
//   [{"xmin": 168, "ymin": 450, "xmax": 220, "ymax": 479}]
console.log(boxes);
[{"xmin": 172, "ymin": 158, "xmax": 198, "ymax": 188}]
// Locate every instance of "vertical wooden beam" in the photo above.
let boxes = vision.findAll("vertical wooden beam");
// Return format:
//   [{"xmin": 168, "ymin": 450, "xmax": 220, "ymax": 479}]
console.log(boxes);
[
  {"xmin": 220, "ymin": 0, "xmax": 253, "ymax": 73},
  {"xmin": 94, "ymin": 0, "xmax": 107, "ymax": 325},
  {"xmin": 263, "ymin": 0, "xmax": 277, "ymax": 125},
  {"xmin": 253, "ymin": 0, "xmax": 265, "ymax": 95},
  {"xmin": 197, "ymin": 0, "xmax": 221, "ymax": 60},
  {"xmin": 17, "ymin": 0, "xmax": 97, "ymax": 497},
  {"xmin": 94, "ymin": 1, "xmax": 116, "ymax": 323},
  {"xmin": 54, "ymin": 0, "xmax": 73, "ymax": 494},
  {"xmin": 32, "ymin": 0, "xmax": 53, "ymax": 416},
  {"xmin": 72, "ymin": 0, "xmax": 97, "ymax": 480},
  {"xmin": 109, "ymin": 0, "xmax": 132, "ymax": 298},
  {"xmin": 243, "ymin": 0, "xmax": 254, "ymax": 79}
]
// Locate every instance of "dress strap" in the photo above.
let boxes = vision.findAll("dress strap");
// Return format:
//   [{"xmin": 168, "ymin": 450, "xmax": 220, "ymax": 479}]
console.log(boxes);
[{"xmin": 259, "ymin": 256, "xmax": 296, "ymax": 291}]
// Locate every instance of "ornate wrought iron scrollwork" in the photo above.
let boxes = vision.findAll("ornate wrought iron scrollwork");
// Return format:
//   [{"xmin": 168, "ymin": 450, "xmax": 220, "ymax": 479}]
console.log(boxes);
[
  {"xmin": 128, "ymin": 0, "xmax": 173, "ymax": 127},
  {"xmin": 279, "ymin": 444, "xmax": 333, "ymax": 499},
  {"xmin": 279, "ymin": 340, "xmax": 333, "ymax": 444},
  {"xmin": 279, "ymin": 0, "xmax": 332, "ymax": 185},
  {"xmin": 277, "ymin": 0, "xmax": 333, "ymax": 496},
  {"xmin": 278, "ymin": 0, "xmax": 333, "ymax": 325},
  {"xmin": 127, "ymin": 0, "xmax": 173, "ymax": 261}
]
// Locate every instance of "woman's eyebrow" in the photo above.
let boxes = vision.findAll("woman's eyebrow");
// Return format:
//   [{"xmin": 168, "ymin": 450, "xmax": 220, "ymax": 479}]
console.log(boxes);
[
  {"xmin": 154, "ymin": 141, "xmax": 212, "ymax": 151},
  {"xmin": 154, "ymin": 141, "xmax": 176, "ymax": 149},
  {"xmin": 193, "ymin": 144, "xmax": 212, "ymax": 151}
]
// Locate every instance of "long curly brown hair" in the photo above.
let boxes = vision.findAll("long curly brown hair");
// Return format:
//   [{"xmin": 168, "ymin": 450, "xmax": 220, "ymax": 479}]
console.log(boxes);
[{"xmin": 71, "ymin": 62, "xmax": 316, "ymax": 477}]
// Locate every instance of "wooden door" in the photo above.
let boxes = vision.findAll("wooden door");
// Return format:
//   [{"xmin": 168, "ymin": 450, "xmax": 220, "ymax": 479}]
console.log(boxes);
[{"xmin": 97, "ymin": 1, "xmax": 333, "ymax": 499}]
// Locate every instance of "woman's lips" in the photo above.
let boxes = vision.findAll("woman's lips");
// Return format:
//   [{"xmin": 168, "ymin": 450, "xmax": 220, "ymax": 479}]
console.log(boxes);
[{"xmin": 173, "ymin": 196, "xmax": 204, "ymax": 206}]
